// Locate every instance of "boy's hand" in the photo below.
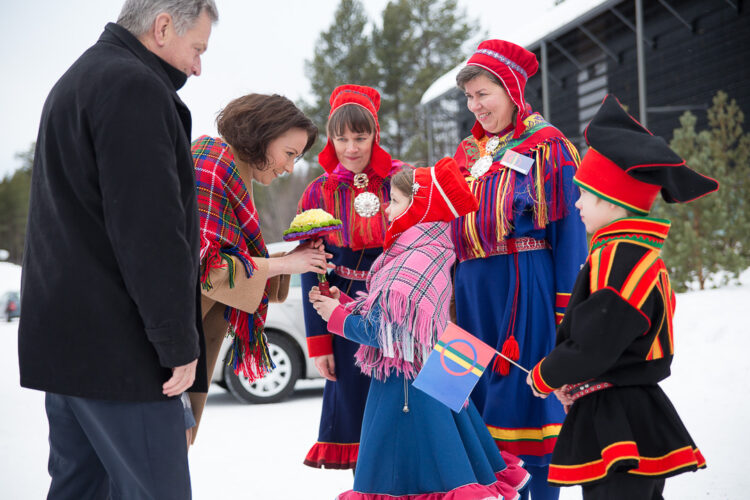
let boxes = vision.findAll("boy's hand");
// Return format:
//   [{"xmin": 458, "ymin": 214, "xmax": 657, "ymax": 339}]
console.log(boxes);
[
  {"xmin": 554, "ymin": 385, "xmax": 574, "ymax": 414},
  {"xmin": 311, "ymin": 296, "xmax": 338, "ymax": 322},
  {"xmin": 526, "ymin": 371, "xmax": 548, "ymax": 399}
]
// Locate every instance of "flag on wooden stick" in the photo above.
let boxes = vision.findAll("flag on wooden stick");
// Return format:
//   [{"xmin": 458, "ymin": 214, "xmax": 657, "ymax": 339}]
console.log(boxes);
[{"xmin": 412, "ymin": 322, "xmax": 497, "ymax": 412}]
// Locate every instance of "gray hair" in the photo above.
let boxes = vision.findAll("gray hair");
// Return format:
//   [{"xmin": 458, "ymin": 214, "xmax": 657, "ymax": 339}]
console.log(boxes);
[
  {"xmin": 456, "ymin": 65, "xmax": 503, "ymax": 90},
  {"xmin": 117, "ymin": 0, "xmax": 218, "ymax": 37}
]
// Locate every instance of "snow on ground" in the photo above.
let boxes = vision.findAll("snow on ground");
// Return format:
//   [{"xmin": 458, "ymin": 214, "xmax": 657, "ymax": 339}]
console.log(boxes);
[{"xmin": 0, "ymin": 261, "xmax": 748, "ymax": 499}]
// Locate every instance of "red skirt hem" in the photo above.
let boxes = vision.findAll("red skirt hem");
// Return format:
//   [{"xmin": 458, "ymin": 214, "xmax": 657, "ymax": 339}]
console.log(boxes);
[
  {"xmin": 336, "ymin": 465, "xmax": 530, "ymax": 500},
  {"xmin": 304, "ymin": 441, "xmax": 359, "ymax": 470}
]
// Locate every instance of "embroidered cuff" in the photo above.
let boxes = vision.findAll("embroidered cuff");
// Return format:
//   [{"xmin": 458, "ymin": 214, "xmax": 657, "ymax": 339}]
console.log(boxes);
[
  {"xmin": 531, "ymin": 359, "xmax": 556, "ymax": 395},
  {"xmin": 307, "ymin": 334, "xmax": 333, "ymax": 357},
  {"xmin": 327, "ymin": 305, "xmax": 349, "ymax": 337}
]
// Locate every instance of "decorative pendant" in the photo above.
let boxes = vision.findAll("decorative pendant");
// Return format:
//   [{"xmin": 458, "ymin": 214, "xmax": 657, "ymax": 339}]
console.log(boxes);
[
  {"xmin": 486, "ymin": 136, "xmax": 501, "ymax": 152},
  {"xmin": 353, "ymin": 173, "xmax": 369, "ymax": 189},
  {"xmin": 354, "ymin": 191, "xmax": 381, "ymax": 217},
  {"xmin": 470, "ymin": 155, "xmax": 493, "ymax": 179}
]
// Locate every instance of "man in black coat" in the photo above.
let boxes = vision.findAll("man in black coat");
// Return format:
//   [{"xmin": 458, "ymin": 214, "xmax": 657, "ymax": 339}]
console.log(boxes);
[{"xmin": 18, "ymin": 1, "xmax": 218, "ymax": 497}]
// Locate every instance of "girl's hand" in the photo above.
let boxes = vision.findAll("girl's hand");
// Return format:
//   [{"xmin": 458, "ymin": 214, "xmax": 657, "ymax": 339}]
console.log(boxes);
[
  {"xmin": 526, "ymin": 371, "xmax": 548, "ymax": 399},
  {"xmin": 314, "ymin": 354, "xmax": 336, "ymax": 381},
  {"xmin": 309, "ymin": 285, "xmax": 341, "ymax": 301},
  {"xmin": 311, "ymin": 296, "xmax": 339, "ymax": 322}
]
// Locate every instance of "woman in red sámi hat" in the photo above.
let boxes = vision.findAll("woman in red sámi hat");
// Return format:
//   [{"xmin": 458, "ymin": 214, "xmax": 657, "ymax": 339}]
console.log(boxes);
[
  {"xmin": 299, "ymin": 85, "xmax": 410, "ymax": 471},
  {"xmin": 450, "ymin": 39, "xmax": 589, "ymax": 500}
]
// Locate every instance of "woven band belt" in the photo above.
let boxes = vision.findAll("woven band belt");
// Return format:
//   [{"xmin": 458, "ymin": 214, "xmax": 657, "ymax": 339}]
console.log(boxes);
[
  {"xmin": 333, "ymin": 265, "xmax": 369, "ymax": 282},
  {"xmin": 459, "ymin": 237, "xmax": 550, "ymax": 262},
  {"xmin": 566, "ymin": 380, "xmax": 614, "ymax": 402}
]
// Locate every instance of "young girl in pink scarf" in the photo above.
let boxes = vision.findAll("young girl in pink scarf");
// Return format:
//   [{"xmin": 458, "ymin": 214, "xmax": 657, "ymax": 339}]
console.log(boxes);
[{"xmin": 311, "ymin": 158, "xmax": 529, "ymax": 499}]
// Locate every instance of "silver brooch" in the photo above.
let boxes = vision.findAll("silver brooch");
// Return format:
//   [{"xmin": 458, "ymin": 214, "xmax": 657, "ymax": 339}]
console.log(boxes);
[
  {"xmin": 353, "ymin": 173, "xmax": 369, "ymax": 189},
  {"xmin": 486, "ymin": 136, "xmax": 501, "ymax": 153},
  {"xmin": 412, "ymin": 182, "xmax": 421, "ymax": 194},
  {"xmin": 354, "ymin": 191, "xmax": 381, "ymax": 217},
  {"xmin": 470, "ymin": 155, "xmax": 493, "ymax": 179}
]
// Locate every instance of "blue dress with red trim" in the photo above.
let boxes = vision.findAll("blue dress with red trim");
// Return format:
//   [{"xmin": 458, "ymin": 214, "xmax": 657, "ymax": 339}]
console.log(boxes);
[
  {"xmin": 299, "ymin": 161, "xmax": 404, "ymax": 469},
  {"xmin": 335, "ymin": 304, "xmax": 530, "ymax": 500},
  {"xmin": 451, "ymin": 114, "xmax": 588, "ymax": 468}
]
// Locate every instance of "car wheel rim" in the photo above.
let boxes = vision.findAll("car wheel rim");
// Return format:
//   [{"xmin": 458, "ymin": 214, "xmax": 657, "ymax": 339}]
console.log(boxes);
[{"xmin": 237, "ymin": 342, "xmax": 292, "ymax": 397}]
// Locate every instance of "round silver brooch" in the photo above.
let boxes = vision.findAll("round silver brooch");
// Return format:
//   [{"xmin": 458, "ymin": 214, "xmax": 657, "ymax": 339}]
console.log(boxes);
[{"xmin": 354, "ymin": 191, "xmax": 381, "ymax": 218}]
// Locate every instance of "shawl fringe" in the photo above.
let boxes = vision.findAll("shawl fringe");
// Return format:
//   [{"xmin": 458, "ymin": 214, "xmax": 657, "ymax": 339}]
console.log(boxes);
[
  {"xmin": 193, "ymin": 135, "xmax": 273, "ymax": 381},
  {"xmin": 353, "ymin": 289, "xmax": 441, "ymax": 381},
  {"xmin": 453, "ymin": 115, "xmax": 581, "ymax": 262},
  {"xmin": 350, "ymin": 223, "xmax": 454, "ymax": 381}
]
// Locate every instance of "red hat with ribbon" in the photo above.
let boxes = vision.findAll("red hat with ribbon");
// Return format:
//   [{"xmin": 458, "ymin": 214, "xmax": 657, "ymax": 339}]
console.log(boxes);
[
  {"xmin": 575, "ymin": 94, "xmax": 719, "ymax": 214},
  {"xmin": 317, "ymin": 84, "xmax": 393, "ymax": 177},
  {"xmin": 384, "ymin": 157, "xmax": 479, "ymax": 249},
  {"xmin": 466, "ymin": 39, "xmax": 539, "ymax": 139}
]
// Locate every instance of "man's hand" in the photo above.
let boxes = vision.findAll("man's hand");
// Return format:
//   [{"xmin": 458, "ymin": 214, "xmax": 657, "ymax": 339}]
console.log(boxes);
[
  {"xmin": 163, "ymin": 358, "xmax": 198, "ymax": 397},
  {"xmin": 314, "ymin": 354, "xmax": 336, "ymax": 381}
]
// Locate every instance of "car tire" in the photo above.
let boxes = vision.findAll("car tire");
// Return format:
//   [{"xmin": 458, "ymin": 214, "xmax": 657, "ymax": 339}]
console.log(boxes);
[{"xmin": 223, "ymin": 330, "xmax": 302, "ymax": 404}]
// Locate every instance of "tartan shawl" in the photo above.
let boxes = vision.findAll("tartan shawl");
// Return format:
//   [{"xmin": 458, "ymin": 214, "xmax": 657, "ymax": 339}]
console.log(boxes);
[
  {"xmin": 351, "ymin": 222, "xmax": 455, "ymax": 380},
  {"xmin": 192, "ymin": 135, "xmax": 273, "ymax": 381}
]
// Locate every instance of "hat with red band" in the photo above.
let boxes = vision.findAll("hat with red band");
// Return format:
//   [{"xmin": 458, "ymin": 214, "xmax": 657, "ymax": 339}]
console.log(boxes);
[
  {"xmin": 466, "ymin": 39, "xmax": 539, "ymax": 139},
  {"xmin": 574, "ymin": 94, "xmax": 719, "ymax": 214},
  {"xmin": 317, "ymin": 84, "xmax": 392, "ymax": 177},
  {"xmin": 384, "ymin": 157, "xmax": 479, "ymax": 249}
]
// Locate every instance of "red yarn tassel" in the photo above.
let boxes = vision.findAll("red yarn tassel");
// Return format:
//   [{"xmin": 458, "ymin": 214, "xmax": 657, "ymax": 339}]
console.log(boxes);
[{"xmin": 493, "ymin": 335, "xmax": 520, "ymax": 376}]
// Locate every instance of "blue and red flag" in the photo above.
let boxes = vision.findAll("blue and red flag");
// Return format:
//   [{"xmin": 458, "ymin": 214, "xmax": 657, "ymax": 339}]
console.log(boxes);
[{"xmin": 413, "ymin": 322, "xmax": 497, "ymax": 412}]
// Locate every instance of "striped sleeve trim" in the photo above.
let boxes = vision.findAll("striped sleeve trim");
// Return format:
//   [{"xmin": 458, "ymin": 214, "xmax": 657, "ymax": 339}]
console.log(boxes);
[{"xmin": 531, "ymin": 359, "xmax": 555, "ymax": 394}]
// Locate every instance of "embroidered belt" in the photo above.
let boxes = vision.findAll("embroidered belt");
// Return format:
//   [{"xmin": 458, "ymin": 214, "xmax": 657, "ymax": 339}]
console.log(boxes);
[
  {"xmin": 567, "ymin": 380, "xmax": 614, "ymax": 402},
  {"xmin": 333, "ymin": 265, "xmax": 369, "ymax": 281},
  {"xmin": 460, "ymin": 237, "xmax": 550, "ymax": 262}
]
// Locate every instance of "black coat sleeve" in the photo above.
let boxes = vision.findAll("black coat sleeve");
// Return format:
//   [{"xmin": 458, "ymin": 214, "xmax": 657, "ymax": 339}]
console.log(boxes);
[
  {"xmin": 91, "ymin": 73, "xmax": 199, "ymax": 368},
  {"xmin": 537, "ymin": 287, "xmax": 651, "ymax": 389}
]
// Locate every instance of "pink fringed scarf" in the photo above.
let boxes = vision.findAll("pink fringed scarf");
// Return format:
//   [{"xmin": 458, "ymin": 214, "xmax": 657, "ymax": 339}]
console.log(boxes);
[{"xmin": 351, "ymin": 222, "xmax": 455, "ymax": 380}]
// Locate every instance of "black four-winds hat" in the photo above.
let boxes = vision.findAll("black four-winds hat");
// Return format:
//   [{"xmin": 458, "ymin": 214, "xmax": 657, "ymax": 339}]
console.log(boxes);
[{"xmin": 574, "ymin": 94, "xmax": 719, "ymax": 215}]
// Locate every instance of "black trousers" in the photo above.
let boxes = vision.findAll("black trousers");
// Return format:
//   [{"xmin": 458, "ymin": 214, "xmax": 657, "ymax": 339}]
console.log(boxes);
[
  {"xmin": 45, "ymin": 393, "xmax": 190, "ymax": 500},
  {"xmin": 582, "ymin": 473, "xmax": 665, "ymax": 500}
]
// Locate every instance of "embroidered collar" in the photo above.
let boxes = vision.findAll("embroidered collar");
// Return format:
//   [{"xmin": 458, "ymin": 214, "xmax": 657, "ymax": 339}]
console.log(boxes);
[{"xmin": 589, "ymin": 217, "xmax": 671, "ymax": 253}]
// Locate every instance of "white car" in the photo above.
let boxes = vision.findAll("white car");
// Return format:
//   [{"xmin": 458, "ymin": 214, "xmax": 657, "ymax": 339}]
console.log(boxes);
[{"xmin": 210, "ymin": 242, "xmax": 321, "ymax": 404}]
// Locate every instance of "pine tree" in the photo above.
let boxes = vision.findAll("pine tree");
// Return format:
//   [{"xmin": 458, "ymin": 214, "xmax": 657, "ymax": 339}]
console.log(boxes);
[
  {"xmin": 0, "ymin": 143, "xmax": 34, "ymax": 265},
  {"xmin": 651, "ymin": 91, "xmax": 750, "ymax": 290},
  {"xmin": 372, "ymin": 0, "xmax": 474, "ymax": 163},
  {"xmin": 302, "ymin": 0, "xmax": 379, "ymax": 150}
]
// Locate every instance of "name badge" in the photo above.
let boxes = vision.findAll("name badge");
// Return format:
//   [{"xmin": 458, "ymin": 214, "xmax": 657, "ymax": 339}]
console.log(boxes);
[{"xmin": 500, "ymin": 149, "xmax": 534, "ymax": 175}]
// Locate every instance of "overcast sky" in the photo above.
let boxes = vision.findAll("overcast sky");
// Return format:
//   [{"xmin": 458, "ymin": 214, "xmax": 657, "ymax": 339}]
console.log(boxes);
[{"xmin": 0, "ymin": 0, "xmax": 552, "ymax": 177}]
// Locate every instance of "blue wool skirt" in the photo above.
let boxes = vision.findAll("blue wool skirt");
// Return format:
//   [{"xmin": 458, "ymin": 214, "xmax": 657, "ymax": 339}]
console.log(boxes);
[
  {"xmin": 338, "ymin": 374, "xmax": 529, "ymax": 499},
  {"xmin": 454, "ymin": 249, "xmax": 566, "ymax": 467}
]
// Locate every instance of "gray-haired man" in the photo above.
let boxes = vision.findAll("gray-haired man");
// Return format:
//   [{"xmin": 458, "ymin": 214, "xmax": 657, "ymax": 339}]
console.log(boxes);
[{"xmin": 19, "ymin": 1, "xmax": 218, "ymax": 498}]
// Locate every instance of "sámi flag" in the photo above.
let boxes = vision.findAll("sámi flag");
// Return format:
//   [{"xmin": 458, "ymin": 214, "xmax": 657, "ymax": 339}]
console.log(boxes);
[{"xmin": 412, "ymin": 322, "xmax": 496, "ymax": 412}]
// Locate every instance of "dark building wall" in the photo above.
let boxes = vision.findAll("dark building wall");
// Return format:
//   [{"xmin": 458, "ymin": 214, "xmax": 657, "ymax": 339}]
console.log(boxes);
[
  {"xmin": 608, "ymin": 0, "xmax": 750, "ymax": 139},
  {"xmin": 443, "ymin": 0, "xmax": 749, "ymax": 156}
]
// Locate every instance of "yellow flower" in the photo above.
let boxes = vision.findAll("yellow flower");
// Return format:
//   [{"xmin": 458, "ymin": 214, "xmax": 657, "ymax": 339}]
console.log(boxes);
[{"xmin": 288, "ymin": 209, "xmax": 336, "ymax": 229}]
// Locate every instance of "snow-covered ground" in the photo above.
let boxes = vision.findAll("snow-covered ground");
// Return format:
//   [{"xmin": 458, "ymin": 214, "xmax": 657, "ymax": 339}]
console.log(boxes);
[{"xmin": 0, "ymin": 261, "xmax": 747, "ymax": 498}]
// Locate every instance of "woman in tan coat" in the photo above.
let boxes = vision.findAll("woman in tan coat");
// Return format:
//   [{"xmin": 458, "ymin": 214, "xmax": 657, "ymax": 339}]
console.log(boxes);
[{"xmin": 189, "ymin": 94, "xmax": 325, "ymax": 442}]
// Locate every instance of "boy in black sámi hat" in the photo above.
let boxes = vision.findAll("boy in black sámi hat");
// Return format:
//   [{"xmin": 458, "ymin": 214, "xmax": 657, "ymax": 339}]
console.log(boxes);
[{"xmin": 526, "ymin": 94, "xmax": 718, "ymax": 500}]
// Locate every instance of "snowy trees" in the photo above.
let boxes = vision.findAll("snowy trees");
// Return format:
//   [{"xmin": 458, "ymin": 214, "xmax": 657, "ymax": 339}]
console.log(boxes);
[{"xmin": 652, "ymin": 91, "xmax": 750, "ymax": 290}]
